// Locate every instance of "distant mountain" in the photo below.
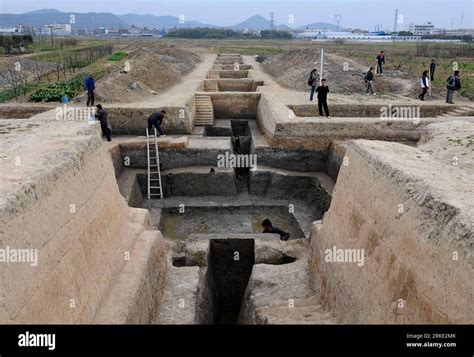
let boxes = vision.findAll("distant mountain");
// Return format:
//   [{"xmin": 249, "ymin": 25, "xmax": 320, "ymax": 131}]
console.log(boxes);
[
  {"xmin": 118, "ymin": 13, "xmax": 216, "ymax": 29},
  {"xmin": 0, "ymin": 9, "xmax": 339, "ymax": 32},
  {"xmin": 0, "ymin": 10, "xmax": 129, "ymax": 29},
  {"xmin": 23, "ymin": 9, "xmax": 61, "ymax": 15},
  {"xmin": 229, "ymin": 15, "xmax": 289, "ymax": 31},
  {"xmin": 297, "ymin": 22, "xmax": 341, "ymax": 31}
]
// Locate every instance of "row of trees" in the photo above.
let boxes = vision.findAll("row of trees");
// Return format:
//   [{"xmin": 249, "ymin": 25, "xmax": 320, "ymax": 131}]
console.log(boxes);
[
  {"xmin": 165, "ymin": 28, "xmax": 293, "ymax": 39},
  {"xmin": 0, "ymin": 35, "xmax": 34, "ymax": 54}
]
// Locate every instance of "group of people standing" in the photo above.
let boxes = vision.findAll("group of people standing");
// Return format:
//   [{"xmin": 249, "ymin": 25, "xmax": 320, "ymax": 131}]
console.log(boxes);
[
  {"xmin": 414, "ymin": 59, "xmax": 461, "ymax": 104},
  {"xmin": 308, "ymin": 50, "xmax": 464, "ymax": 111}
]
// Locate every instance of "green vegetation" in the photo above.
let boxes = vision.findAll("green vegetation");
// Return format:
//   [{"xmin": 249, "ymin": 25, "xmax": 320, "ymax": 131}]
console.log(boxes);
[
  {"xmin": 165, "ymin": 28, "xmax": 293, "ymax": 40},
  {"xmin": 0, "ymin": 35, "xmax": 33, "ymax": 54},
  {"xmin": 214, "ymin": 45, "xmax": 285, "ymax": 56},
  {"xmin": 260, "ymin": 30, "xmax": 293, "ymax": 40},
  {"xmin": 29, "ymin": 75, "xmax": 85, "ymax": 102},
  {"xmin": 30, "ymin": 44, "xmax": 113, "ymax": 65},
  {"xmin": 0, "ymin": 87, "xmax": 27, "ymax": 103},
  {"xmin": 0, "ymin": 84, "xmax": 40, "ymax": 103},
  {"xmin": 165, "ymin": 28, "xmax": 256, "ymax": 39},
  {"xmin": 108, "ymin": 51, "xmax": 128, "ymax": 61}
]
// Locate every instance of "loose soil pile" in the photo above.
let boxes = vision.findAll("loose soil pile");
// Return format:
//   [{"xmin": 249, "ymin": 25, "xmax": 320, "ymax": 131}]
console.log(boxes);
[
  {"xmin": 95, "ymin": 46, "xmax": 200, "ymax": 103},
  {"xmin": 262, "ymin": 47, "xmax": 417, "ymax": 97}
]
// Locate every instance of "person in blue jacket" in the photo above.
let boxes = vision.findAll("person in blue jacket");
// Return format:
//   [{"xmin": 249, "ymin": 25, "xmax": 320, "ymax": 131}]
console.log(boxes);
[{"xmin": 84, "ymin": 74, "xmax": 95, "ymax": 107}]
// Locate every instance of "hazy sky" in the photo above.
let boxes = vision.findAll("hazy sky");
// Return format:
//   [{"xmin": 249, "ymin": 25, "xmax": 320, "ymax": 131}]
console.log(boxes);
[{"xmin": 1, "ymin": 0, "xmax": 472, "ymax": 30}]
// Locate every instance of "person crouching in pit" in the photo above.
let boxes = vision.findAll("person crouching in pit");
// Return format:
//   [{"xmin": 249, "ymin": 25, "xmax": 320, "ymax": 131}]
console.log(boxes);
[
  {"xmin": 262, "ymin": 219, "xmax": 290, "ymax": 241},
  {"xmin": 147, "ymin": 110, "xmax": 167, "ymax": 137}
]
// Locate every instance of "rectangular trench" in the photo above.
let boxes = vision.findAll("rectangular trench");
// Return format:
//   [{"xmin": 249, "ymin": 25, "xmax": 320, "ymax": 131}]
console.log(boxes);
[{"xmin": 206, "ymin": 239, "xmax": 255, "ymax": 324}]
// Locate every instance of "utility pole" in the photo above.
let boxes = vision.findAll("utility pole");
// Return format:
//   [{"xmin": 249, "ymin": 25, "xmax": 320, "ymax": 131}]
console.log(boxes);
[
  {"xmin": 270, "ymin": 12, "xmax": 274, "ymax": 30},
  {"xmin": 48, "ymin": 25, "xmax": 54, "ymax": 47},
  {"xmin": 460, "ymin": 11, "xmax": 464, "ymax": 34},
  {"xmin": 393, "ymin": 9, "xmax": 398, "ymax": 33},
  {"xmin": 320, "ymin": 49, "xmax": 324, "ymax": 85}
]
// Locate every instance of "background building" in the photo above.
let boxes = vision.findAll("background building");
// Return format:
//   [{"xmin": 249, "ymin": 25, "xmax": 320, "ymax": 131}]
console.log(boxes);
[{"xmin": 409, "ymin": 22, "xmax": 435, "ymax": 36}]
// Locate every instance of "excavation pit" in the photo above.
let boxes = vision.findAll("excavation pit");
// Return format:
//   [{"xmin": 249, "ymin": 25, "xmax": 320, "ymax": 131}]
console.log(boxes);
[
  {"xmin": 207, "ymin": 238, "xmax": 255, "ymax": 324},
  {"xmin": 157, "ymin": 206, "xmax": 306, "ymax": 240},
  {"xmin": 208, "ymin": 70, "xmax": 249, "ymax": 79},
  {"xmin": 203, "ymin": 119, "xmax": 250, "ymax": 137},
  {"xmin": 202, "ymin": 79, "xmax": 263, "ymax": 92},
  {"xmin": 210, "ymin": 93, "xmax": 261, "ymax": 119}
]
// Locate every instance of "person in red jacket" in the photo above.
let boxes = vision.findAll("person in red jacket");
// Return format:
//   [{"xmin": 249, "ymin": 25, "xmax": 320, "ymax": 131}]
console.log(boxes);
[{"xmin": 376, "ymin": 51, "xmax": 385, "ymax": 75}]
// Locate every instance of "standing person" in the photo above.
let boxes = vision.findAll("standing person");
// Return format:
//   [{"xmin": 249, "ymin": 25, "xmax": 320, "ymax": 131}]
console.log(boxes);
[
  {"xmin": 261, "ymin": 219, "xmax": 290, "ymax": 241},
  {"xmin": 147, "ymin": 110, "xmax": 167, "ymax": 136},
  {"xmin": 376, "ymin": 50, "xmax": 385, "ymax": 75},
  {"xmin": 95, "ymin": 104, "xmax": 111, "ymax": 142},
  {"xmin": 308, "ymin": 68, "xmax": 320, "ymax": 102},
  {"xmin": 316, "ymin": 79, "xmax": 330, "ymax": 118},
  {"xmin": 418, "ymin": 70, "xmax": 430, "ymax": 101},
  {"xmin": 429, "ymin": 59, "xmax": 436, "ymax": 81},
  {"xmin": 85, "ymin": 74, "xmax": 95, "ymax": 107},
  {"xmin": 446, "ymin": 70, "xmax": 461, "ymax": 104},
  {"xmin": 365, "ymin": 67, "xmax": 376, "ymax": 95}
]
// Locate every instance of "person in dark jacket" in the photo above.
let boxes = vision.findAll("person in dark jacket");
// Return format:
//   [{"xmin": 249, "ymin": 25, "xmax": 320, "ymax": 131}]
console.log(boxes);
[
  {"xmin": 446, "ymin": 71, "xmax": 461, "ymax": 104},
  {"xmin": 418, "ymin": 70, "xmax": 430, "ymax": 101},
  {"xmin": 147, "ymin": 110, "xmax": 167, "ymax": 136},
  {"xmin": 365, "ymin": 67, "xmax": 375, "ymax": 95},
  {"xmin": 429, "ymin": 59, "xmax": 436, "ymax": 81},
  {"xmin": 316, "ymin": 79, "xmax": 330, "ymax": 118},
  {"xmin": 95, "ymin": 104, "xmax": 111, "ymax": 141},
  {"xmin": 85, "ymin": 75, "xmax": 95, "ymax": 106},
  {"xmin": 262, "ymin": 219, "xmax": 290, "ymax": 241},
  {"xmin": 308, "ymin": 68, "xmax": 320, "ymax": 101},
  {"xmin": 376, "ymin": 51, "xmax": 385, "ymax": 75}
]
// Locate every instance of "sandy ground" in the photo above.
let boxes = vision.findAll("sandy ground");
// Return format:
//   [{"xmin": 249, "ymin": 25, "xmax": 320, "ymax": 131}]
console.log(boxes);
[{"xmin": 92, "ymin": 46, "xmax": 200, "ymax": 103}]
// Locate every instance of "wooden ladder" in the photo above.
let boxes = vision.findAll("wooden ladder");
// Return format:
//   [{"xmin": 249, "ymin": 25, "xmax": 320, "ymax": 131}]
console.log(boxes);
[{"xmin": 146, "ymin": 128, "xmax": 163, "ymax": 199}]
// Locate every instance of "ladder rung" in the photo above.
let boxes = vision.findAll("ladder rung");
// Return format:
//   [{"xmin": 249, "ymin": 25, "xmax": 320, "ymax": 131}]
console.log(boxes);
[{"xmin": 150, "ymin": 186, "xmax": 161, "ymax": 189}]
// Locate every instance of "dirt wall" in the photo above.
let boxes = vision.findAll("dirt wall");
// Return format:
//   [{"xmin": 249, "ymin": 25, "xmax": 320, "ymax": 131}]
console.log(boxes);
[{"xmin": 309, "ymin": 123, "xmax": 474, "ymax": 323}]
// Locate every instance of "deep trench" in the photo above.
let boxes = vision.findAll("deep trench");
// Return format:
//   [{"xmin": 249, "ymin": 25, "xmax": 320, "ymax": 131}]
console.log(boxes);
[
  {"xmin": 207, "ymin": 239, "xmax": 255, "ymax": 324},
  {"xmin": 231, "ymin": 120, "xmax": 252, "ymax": 193}
]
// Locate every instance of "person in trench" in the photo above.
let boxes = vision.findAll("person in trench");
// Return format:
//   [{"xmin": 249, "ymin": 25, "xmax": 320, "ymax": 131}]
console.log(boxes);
[{"xmin": 262, "ymin": 219, "xmax": 290, "ymax": 241}]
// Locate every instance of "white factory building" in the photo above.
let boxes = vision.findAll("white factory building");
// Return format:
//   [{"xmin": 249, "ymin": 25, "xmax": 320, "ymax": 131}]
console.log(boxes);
[
  {"xmin": 409, "ymin": 22, "xmax": 435, "ymax": 36},
  {"xmin": 296, "ymin": 29, "xmax": 392, "ymax": 40}
]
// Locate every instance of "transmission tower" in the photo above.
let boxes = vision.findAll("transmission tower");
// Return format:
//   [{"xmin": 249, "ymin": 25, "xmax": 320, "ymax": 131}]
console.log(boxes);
[
  {"xmin": 270, "ymin": 12, "xmax": 275, "ymax": 30},
  {"xmin": 334, "ymin": 14, "xmax": 342, "ymax": 31}
]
